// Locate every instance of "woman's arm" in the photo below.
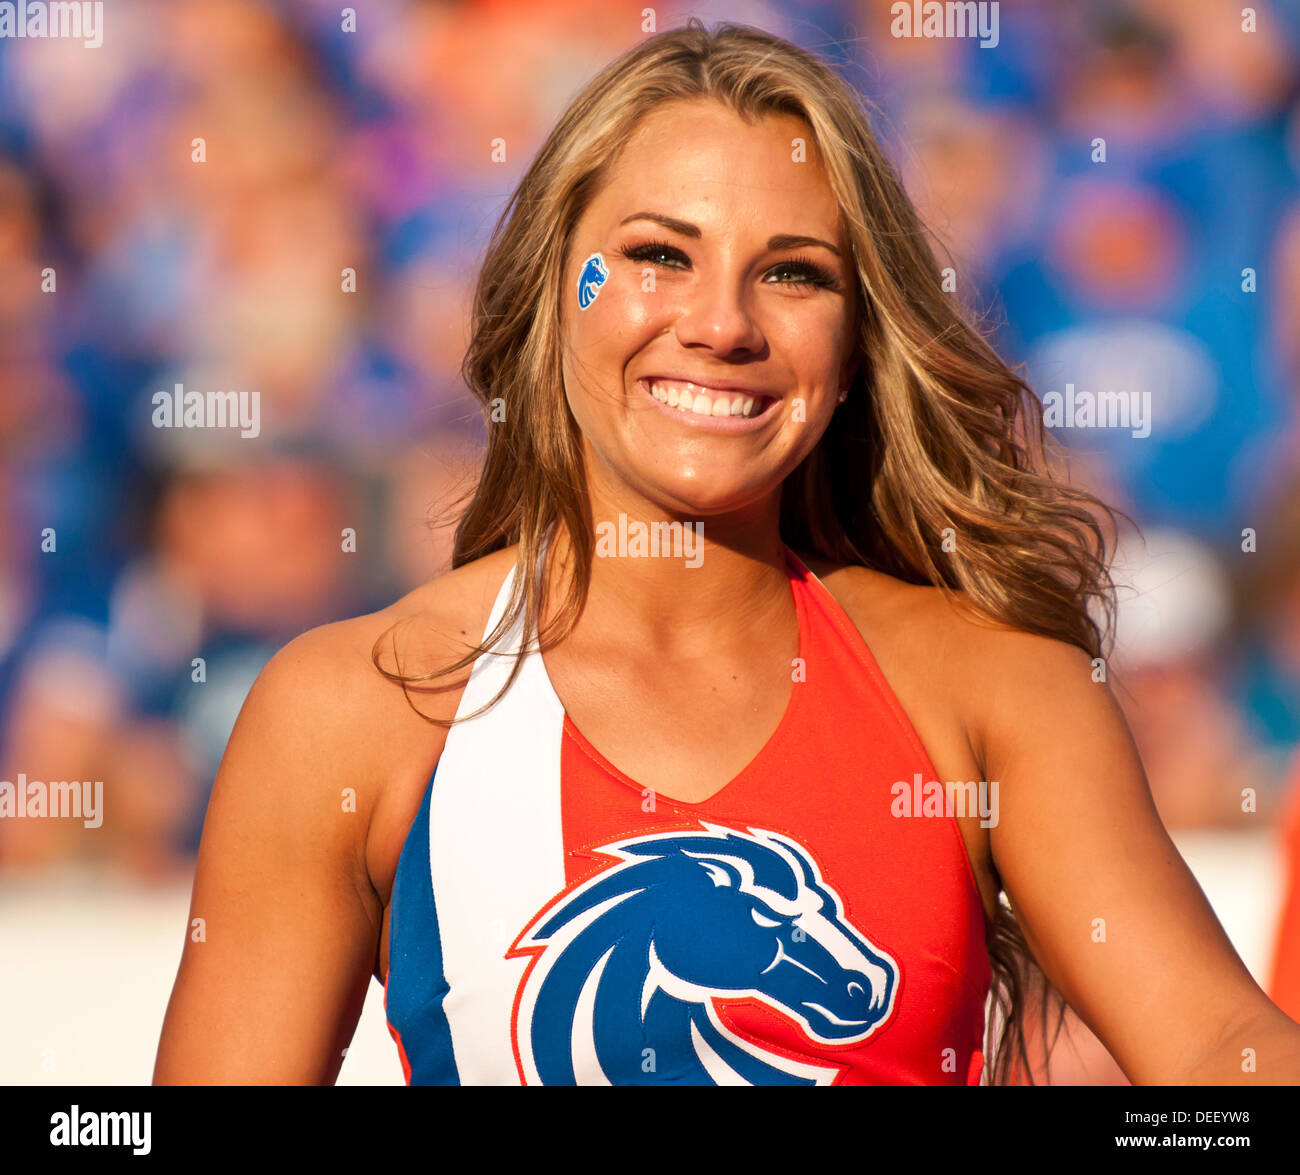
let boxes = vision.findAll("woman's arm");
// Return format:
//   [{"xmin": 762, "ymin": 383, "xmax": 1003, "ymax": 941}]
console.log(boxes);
[
  {"xmin": 153, "ymin": 626, "xmax": 392, "ymax": 1084},
  {"xmin": 976, "ymin": 633, "xmax": 1300, "ymax": 1084}
]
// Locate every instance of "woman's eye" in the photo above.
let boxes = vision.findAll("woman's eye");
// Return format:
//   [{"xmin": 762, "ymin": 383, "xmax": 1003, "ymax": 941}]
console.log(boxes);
[
  {"xmin": 617, "ymin": 241, "xmax": 836, "ymax": 290},
  {"xmin": 618, "ymin": 240, "xmax": 688, "ymax": 268},
  {"xmin": 766, "ymin": 257, "xmax": 839, "ymax": 290}
]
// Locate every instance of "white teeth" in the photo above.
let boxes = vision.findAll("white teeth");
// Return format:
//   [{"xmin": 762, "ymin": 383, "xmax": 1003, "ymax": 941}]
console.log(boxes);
[{"xmin": 647, "ymin": 379, "xmax": 765, "ymax": 420}]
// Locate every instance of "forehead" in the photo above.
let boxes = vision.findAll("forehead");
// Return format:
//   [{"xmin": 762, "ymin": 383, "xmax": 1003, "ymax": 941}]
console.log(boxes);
[{"xmin": 587, "ymin": 99, "xmax": 845, "ymax": 243}]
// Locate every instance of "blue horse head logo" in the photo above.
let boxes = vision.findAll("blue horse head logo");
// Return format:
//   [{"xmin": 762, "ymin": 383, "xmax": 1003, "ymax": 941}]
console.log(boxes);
[
  {"xmin": 576, "ymin": 252, "xmax": 609, "ymax": 309},
  {"xmin": 510, "ymin": 822, "xmax": 900, "ymax": 1085}
]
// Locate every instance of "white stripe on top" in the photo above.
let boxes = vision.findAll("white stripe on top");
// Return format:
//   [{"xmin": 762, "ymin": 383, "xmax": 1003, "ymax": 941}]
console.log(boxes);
[{"xmin": 427, "ymin": 539, "xmax": 567, "ymax": 1084}]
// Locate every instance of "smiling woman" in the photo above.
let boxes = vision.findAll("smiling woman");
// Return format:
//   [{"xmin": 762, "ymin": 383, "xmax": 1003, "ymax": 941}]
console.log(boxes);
[
  {"xmin": 559, "ymin": 103, "xmax": 860, "ymax": 506},
  {"xmin": 153, "ymin": 18, "xmax": 1300, "ymax": 1087}
]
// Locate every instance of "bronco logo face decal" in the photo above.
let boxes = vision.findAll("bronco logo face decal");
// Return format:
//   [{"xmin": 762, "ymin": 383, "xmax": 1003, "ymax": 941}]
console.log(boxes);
[
  {"xmin": 508, "ymin": 822, "xmax": 901, "ymax": 1085},
  {"xmin": 576, "ymin": 252, "xmax": 609, "ymax": 310}
]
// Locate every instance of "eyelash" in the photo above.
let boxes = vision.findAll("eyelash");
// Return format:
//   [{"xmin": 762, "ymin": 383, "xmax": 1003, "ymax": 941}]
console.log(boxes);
[{"xmin": 617, "ymin": 239, "xmax": 840, "ymax": 290}]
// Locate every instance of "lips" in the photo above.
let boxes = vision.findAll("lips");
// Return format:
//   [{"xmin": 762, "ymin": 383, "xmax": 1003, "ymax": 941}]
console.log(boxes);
[
  {"xmin": 633, "ymin": 377, "xmax": 781, "ymax": 434},
  {"xmin": 638, "ymin": 376, "xmax": 778, "ymax": 419}
]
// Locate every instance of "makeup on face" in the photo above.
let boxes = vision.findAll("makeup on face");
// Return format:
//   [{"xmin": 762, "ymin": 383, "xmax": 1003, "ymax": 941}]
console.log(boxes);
[{"xmin": 577, "ymin": 252, "xmax": 609, "ymax": 309}]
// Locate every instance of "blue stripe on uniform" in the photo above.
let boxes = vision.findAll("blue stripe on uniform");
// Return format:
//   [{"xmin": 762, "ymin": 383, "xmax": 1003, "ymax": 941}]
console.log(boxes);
[{"xmin": 385, "ymin": 769, "xmax": 461, "ymax": 1085}]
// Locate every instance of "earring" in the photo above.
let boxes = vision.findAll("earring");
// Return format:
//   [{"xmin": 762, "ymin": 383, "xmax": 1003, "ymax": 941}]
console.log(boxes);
[{"xmin": 837, "ymin": 388, "xmax": 848, "ymax": 404}]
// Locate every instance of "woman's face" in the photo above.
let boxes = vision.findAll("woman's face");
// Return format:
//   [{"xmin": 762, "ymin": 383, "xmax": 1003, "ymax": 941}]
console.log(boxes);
[{"xmin": 559, "ymin": 98, "xmax": 860, "ymax": 520}]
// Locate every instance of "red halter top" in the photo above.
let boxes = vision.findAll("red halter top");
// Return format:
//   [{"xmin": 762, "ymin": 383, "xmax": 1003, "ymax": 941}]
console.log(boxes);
[{"xmin": 384, "ymin": 542, "xmax": 993, "ymax": 1085}]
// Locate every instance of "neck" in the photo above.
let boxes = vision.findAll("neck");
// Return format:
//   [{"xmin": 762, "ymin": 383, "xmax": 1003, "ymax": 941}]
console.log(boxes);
[{"xmin": 542, "ymin": 482, "xmax": 794, "ymax": 651}]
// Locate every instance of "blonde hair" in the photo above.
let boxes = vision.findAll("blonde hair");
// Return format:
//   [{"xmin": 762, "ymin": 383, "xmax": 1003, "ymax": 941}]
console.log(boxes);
[{"xmin": 375, "ymin": 17, "xmax": 1124, "ymax": 1085}]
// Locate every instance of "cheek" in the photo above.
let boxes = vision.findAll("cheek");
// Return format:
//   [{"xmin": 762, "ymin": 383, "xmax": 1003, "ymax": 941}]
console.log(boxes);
[
  {"xmin": 770, "ymin": 318, "xmax": 852, "ymax": 421},
  {"xmin": 571, "ymin": 273, "xmax": 659, "ymax": 351},
  {"xmin": 564, "ymin": 273, "xmax": 662, "ymax": 424}
]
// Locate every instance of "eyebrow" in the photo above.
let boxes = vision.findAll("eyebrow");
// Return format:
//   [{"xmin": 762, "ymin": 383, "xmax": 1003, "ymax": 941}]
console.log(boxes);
[{"xmin": 618, "ymin": 211, "xmax": 842, "ymax": 258}]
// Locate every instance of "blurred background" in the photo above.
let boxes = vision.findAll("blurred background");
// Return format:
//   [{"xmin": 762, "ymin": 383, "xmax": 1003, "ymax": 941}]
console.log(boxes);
[{"xmin": 2, "ymin": 0, "xmax": 1300, "ymax": 1085}]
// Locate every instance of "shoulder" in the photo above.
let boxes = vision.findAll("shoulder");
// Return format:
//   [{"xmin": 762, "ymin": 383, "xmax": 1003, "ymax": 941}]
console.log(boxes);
[
  {"xmin": 794, "ymin": 547, "xmax": 1098, "ymax": 672},
  {"xmin": 255, "ymin": 541, "xmax": 519, "ymax": 715},
  {"xmin": 791, "ymin": 550, "xmax": 1109, "ymax": 765},
  {"xmin": 265, "ymin": 543, "xmax": 518, "ymax": 687},
  {"xmin": 232, "ymin": 543, "xmax": 522, "ymax": 794}
]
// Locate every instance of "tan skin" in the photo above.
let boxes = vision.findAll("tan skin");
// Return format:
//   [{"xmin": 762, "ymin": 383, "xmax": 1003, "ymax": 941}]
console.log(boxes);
[{"xmin": 154, "ymin": 98, "xmax": 1300, "ymax": 1085}]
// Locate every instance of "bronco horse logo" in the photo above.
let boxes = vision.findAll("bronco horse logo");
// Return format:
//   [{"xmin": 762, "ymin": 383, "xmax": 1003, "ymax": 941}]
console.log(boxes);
[
  {"xmin": 508, "ymin": 823, "xmax": 900, "ymax": 1085},
  {"xmin": 576, "ymin": 252, "xmax": 609, "ymax": 310}
]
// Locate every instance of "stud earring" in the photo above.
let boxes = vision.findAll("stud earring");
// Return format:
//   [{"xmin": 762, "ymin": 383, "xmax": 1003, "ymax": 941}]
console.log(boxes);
[{"xmin": 837, "ymin": 388, "xmax": 848, "ymax": 404}]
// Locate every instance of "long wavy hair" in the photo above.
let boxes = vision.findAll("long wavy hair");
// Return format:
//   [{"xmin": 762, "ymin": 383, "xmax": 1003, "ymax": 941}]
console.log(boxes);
[{"xmin": 373, "ymin": 18, "xmax": 1124, "ymax": 1086}]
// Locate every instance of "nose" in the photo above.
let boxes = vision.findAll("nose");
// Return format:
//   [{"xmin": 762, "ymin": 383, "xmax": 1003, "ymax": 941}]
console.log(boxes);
[
  {"xmin": 672, "ymin": 269, "xmax": 766, "ymax": 357},
  {"xmin": 847, "ymin": 973, "xmax": 881, "ymax": 1008}
]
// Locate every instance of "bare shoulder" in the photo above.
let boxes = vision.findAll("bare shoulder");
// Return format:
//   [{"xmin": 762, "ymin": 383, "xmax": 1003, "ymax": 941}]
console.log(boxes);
[
  {"xmin": 156, "ymin": 544, "xmax": 525, "ymax": 1082},
  {"xmin": 792, "ymin": 549, "xmax": 1104, "ymax": 768},
  {"xmin": 217, "ymin": 543, "xmax": 522, "ymax": 902},
  {"xmin": 795, "ymin": 548, "xmax": 1095, "ymax": 667},
  {"xmin": 250, "ymin": 542, "xmax": 519, "ymax": 752},
  {"xmin": 793, "ymin": 547, "xmax": 1012, "ymax": 656}
]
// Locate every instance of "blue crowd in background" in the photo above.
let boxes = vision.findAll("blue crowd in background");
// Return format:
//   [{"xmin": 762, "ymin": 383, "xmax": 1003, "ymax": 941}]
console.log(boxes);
[{"xmin": 0, "ymin": 0, "xmax": 1298, "ymax": 878}]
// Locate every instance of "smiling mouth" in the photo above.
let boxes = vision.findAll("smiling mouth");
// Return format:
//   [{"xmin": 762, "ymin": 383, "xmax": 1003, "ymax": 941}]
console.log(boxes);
[{"xmin": 638, "ymin": 377, "xmax": 779, "ymax": 420}]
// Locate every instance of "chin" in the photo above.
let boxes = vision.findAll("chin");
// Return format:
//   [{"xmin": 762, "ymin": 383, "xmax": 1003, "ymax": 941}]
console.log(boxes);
[{"xmin": 628, "ymin": 470, "xmax": 777, "ymax": 517}]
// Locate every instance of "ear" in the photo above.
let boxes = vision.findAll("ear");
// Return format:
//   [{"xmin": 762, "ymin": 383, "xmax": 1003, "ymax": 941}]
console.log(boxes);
[{"xmin": 840, "ymin": 348, "xmax": 862, "ymax": 391}]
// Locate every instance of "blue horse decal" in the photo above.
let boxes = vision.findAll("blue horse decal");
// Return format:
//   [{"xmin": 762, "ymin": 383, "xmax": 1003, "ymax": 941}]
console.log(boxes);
[
  {"xmin": 510, "ymin": 822, "xmax": 900, "ymax": 1085},
  {"xmin": 576, "ymin": 252, "xmax": 609, "ymax": 309}
]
